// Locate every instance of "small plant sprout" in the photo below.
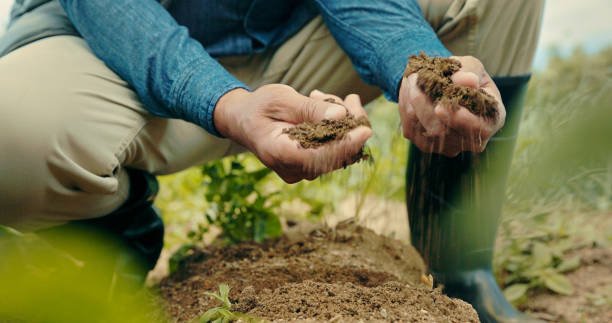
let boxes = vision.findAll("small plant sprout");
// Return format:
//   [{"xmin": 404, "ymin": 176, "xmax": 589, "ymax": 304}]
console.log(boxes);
[
  {"xmin": 198, "ymin": 284, "xmax": 236, "ymax": 323},
  {"xmin": 198, "ymin": 284, "xmax": 261, "ymax": 323}
]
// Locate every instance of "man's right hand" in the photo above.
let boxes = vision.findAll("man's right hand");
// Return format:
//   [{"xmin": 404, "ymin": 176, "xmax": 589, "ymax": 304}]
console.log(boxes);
[
  {"xmin": 398, "ymin": 56, "xmax": 506, "ymax": 157},
  {"xmin": 213, "ymin": 84, "xmax": 372, "ymax": 183}
]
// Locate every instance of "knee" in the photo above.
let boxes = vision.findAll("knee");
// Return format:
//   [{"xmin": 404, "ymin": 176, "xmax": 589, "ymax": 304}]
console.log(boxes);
[{"xmin": 46, "ymin": 121, "xmax": 123, "ymax": 196}]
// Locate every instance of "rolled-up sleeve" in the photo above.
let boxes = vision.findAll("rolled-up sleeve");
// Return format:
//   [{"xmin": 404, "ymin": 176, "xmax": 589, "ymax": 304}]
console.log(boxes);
[
  {"xmin": 59, "ymin": 0, "xmax": 248, "ymax": 136},
  {"xmin": 313, "ymin": 0, "xmax": 451, "ymax": 101}
]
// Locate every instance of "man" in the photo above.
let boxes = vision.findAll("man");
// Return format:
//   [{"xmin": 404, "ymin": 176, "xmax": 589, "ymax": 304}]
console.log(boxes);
[{"xmin": 0, "ymin": 0, "xmax": 544, "ymax": 321}]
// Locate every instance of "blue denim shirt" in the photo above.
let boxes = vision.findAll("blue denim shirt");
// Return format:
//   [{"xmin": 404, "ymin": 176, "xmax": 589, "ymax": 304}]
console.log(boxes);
[{"xmin": 55, "ymin": 0, "xmax": 450, "ymax": 136}]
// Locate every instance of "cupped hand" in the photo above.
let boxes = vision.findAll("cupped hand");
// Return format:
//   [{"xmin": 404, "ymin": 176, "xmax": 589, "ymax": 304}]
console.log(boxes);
[
  {"xmin": 214, "ymin": 84, "xmax": 372, "ymax": 183},
  {"xmin": 398, "ymin": 55, "xmax": 506, "ymax": 157}
]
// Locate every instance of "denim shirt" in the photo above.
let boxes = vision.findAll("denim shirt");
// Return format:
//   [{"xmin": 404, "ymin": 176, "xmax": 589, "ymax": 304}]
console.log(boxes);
[{"xmin": 6, "ymin": 0, "xmax": 450, "ymax": 136}]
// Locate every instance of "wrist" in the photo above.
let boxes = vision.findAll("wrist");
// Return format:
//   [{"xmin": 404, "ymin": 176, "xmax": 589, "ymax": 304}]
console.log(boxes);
[{"xmin": 213, "ymin": 88, "xmax": 251, "ymax": 139}]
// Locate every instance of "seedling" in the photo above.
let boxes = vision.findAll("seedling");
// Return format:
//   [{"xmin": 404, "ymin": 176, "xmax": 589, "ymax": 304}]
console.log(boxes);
[
  {"xmin": 201, "ymin": 157, "xmax": 282, "ymax": 244},
  {"xmin": 197, "ymin": 284, "xmax": 260, "ymax": 323}
]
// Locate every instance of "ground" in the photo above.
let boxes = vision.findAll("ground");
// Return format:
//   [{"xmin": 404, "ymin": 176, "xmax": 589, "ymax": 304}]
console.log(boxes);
[
  {"xmin": 522, "ymin": 246, "xmax": 611, "ymax": 322},
  {"xmin": 150, "ymin": 197, "xmax": 611, "ymax": 322},
  {"xmin": 159, "ymin": 221, "xmax": 478, "ymax": 322}
]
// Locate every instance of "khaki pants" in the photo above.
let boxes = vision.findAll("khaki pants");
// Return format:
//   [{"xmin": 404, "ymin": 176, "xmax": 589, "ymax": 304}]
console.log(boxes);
[{"xmin": 0, "ymin": 0, "xmax": 544, "ymax": 231}]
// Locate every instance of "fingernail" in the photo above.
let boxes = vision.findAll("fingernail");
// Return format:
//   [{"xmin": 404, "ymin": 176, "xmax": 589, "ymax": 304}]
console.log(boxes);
[
  {"xmin": 324, "ymin": 105, "xmax": 346, "ymax": 119},
  {"xmin": 311, "ymin": 89, "xmax": 323, "ymax": 96}
]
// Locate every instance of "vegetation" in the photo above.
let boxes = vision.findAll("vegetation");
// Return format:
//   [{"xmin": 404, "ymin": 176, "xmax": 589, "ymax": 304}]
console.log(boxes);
[
  {"xmin": 199, "ymin": 157, "xmax": 281, "ymax": 244},
  {"xmin": 156, "ymin": 46, "xmax": 611, "ymax": 307},
  {"xmin": 0, "ymin": 225, "xmax": 166, "ymax": 322},
  {"xmin": 496, "ymin": 46, "xmax": 612, "ymax": 303},
  {"xmin": 197, "ymin": 284, "xmax": 259, "ymax": 323}
]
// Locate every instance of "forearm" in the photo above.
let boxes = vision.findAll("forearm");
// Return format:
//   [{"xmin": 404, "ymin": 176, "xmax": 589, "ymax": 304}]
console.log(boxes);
[
  {"xmin": 313, "ymin": 0, "xmax": 451, "ymax": 101},
  {"xmin": 59, "ymin": 0, "xmax": 248, "ymax": 136}
]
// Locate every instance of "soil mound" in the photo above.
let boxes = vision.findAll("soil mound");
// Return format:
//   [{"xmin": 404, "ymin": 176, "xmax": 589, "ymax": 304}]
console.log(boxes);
[
  {"xmin": 160, "ymin": 221, "xmax": 478, "ymax": 322},
  {"xmin": 405, "ymin": 53, "xmax": 498, "ymax": 121}
]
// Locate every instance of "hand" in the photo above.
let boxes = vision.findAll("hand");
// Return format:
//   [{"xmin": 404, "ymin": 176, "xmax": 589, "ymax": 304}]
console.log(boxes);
[
  {"xmin": 214, "ymin": 84, "xmax": 372, "ymax": 183},
  {"xmin": 398, "ymin": 56, "xmax": 506, "ymax": 157}
]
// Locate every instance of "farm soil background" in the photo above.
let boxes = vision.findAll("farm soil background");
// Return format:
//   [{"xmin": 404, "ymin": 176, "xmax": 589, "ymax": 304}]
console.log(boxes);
[{"xmin": 160, "ymin": 221, "xmax": 479, "ymax": 322}]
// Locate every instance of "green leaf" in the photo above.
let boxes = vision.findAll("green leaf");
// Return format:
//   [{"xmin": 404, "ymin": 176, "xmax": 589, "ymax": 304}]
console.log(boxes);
[
  {"xmin": 544, "ymin": 272, "xmax": 574, "ymax": 295},
  {"xmin": 531, "ymin": 242, "xmax": 553, "ymax": 269},
  {"xmin": 504, "ymin": 284, "xmax": 529, "ymax": 303},
  {"xmin": 199, "ymin": 307, "xmax": 223, "ymax": 322},
  {"xmin": 250, "ymin": 168, "xmax": 272, "ymax": 182},
  {"xmin": 557, "ymin": 256, "xmax": 581, "ymax": 273},
  {"xmin": 218, "ymin": 284, "xmax": 231, "ymax": 308}
]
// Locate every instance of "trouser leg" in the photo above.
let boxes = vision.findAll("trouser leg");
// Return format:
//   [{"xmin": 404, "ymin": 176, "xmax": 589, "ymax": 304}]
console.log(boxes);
[
  {"xmin": 0, "ymin": 36, "xmax": 233, "ymax": 232},
  {"xmin": 0, "ymin": 36, "xmax": 231, "ymax": 277},
  {"xmin": 407, "ymin": 1, "xmax": 544, "ymax": 322}
]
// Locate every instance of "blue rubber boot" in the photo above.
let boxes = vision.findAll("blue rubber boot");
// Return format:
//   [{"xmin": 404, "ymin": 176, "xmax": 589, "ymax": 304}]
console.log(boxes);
[{"xmin": 406, "ymin": 75, "xmax": 541, "ymax": 322}]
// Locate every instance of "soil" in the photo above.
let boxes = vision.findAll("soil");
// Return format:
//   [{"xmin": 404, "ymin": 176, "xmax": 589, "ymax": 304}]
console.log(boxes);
[
  {"xmin": 283, "ymin": 100, "xmax": 371, "ymax": 149},
  {"xmin": 405, "ymin": 53, "xmax": 499, "ymax": 121},
  {"xmin": 160, "ymin": 221, "xmax": 479, "ymax": 322}
]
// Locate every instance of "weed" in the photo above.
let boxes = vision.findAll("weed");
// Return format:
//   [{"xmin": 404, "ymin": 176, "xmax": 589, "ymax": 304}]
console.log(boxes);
[
  {"xmin": 200, "ymin": 156, "xmax": 282, "ymax": 244},
  {"xmin": 197, "ymin": 284, "xmax": 260, "ymax": 323},
  {"xmin": 497, "ymin": 230, "xmax": 579, "ymax": 305}
]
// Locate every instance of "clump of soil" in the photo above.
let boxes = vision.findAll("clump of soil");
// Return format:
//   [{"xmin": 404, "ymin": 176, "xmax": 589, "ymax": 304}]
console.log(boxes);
[
  {"xmin": 283, "ymin": 98, "xmax": 371, "ymax": 149},
  {"xmin": 405, "ymin": 52, "xmax": 499, "ymax": 121},
  {"xmin": 160, "ymin": 221, "xmax": 479, "ymax": 322}
]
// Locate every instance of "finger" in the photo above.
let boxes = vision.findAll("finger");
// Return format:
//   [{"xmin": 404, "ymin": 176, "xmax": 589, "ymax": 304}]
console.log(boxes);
[
  {"xmin": 451, "ymin": 71, "xmax": 480, "ymax": 89},
  {"xmin": 448, "ymin": 107, "xmax": 493, "ymax": 139},
  {"xmin": 480, "ymin": 84, "xmax": 506, "ymax": 130},
  {"xmin": 434, "ymin": 103, "xmax": 452, "ymax": 127},
  {"xmin": 399, "ymin": 100, "xmax": 419, "ymax": 140},
  {"xmin": 451, "ymin": 55, "xmax": 486, "ymax": 77},
  {"xmin": 286, "ymin": 91, "xmax": 347, "ymax": 123},
  {"xmin": 410, "ymin": 123, "xmax": 437, "ymax": 154},
  {"xmin": 309, "ymin": 89, "xmax": 344, "ymax": 105},
  {"xmin": 344, "ymin": 94, "xmax": 368, "ymax": 118},
  {"xmin": 407, "ymin": 74, "xmax": 446, "ymax": 136},
  {"xmin": 309, "ymin": 126, "xmax": 373, "ymax": 175}
]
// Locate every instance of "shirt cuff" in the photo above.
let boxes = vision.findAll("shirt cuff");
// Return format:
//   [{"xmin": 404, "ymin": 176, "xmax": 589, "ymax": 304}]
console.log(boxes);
[
  {"xmin": 171, "ymin": 57, "xmax": 250, "ymax": 137},
  {"xmin": 374, "ymin": 27, "xmax": 452, "ymax": 102}
]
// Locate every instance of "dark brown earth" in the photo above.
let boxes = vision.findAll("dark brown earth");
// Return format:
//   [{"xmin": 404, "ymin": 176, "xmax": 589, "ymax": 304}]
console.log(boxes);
[
  {"xmin": 405, "ymin": 52, "xmax": 499, "ymax": 121},
  {"xmin": 160, "ymin": 221, "xmax": 479, "ymax": 322},
  {"xmin": 283, "ymin": 103, "xmax": 371, "ymax": 149}
]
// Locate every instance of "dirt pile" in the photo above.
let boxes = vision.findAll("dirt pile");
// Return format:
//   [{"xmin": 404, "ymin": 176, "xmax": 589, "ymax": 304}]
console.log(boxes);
[
  {"xmin": 160, "ymin": 221, "xmax": 478, "ymax": 322},
  {"xmin": 405, "ymin": 52, "xmax": 499, "ymax": 121}
]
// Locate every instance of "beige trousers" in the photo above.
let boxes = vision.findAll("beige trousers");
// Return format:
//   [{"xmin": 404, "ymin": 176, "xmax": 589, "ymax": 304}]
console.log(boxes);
[{"xmin": 0, "ymin": 0, "xmax": 544, "ymax": 231}]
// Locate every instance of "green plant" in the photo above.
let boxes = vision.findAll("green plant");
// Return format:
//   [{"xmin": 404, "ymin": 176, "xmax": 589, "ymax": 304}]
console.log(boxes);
[
  {"xmin": 495, "ymin": 46, "xmax": 612, "ymax": 306},
  {"xmin": 496, "ymin": 225, "xmax": 581, "ymax": 305},
  {"xmin": 201, "ymin": 156, "xmax": 282, "ymax": 244},
  {"xmin": 197, "ymin": 284, "xmax": 259, "ymax": 323}
]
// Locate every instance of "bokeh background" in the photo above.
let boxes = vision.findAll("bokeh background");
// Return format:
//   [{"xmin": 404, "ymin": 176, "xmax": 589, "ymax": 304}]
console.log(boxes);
[{"xmin": 1, "ymin": 1, "xmax": 611, "ymax": 322}]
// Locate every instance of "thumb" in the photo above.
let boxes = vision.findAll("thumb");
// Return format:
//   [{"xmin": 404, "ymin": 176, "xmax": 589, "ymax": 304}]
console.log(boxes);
[
  {"xmin": 286, "ymin": 91, "xmax": 347, "ymax": 123},
  {"xmin": 451, "ymin": 71, "xmax": 480, "ymax": 89}
]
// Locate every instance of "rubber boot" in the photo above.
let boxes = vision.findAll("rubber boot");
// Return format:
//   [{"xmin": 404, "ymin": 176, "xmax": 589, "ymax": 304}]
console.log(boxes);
[
  {"xmin": 406, "ymin": 75, "xmax": 538, "ymax": 323},
  {"xmin": 38, "ymin": 169, "xmax": 164, "ymax": 289}
]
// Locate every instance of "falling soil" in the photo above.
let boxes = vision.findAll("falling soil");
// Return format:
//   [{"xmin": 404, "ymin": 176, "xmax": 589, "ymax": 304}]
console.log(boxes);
[
  {"xmin": 160, "ymin": 221, "xmax": 479, "ymax": 322},
  {"xmin": 405, "ymin": 52, "xmax": 499, "ymax": 121}
]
